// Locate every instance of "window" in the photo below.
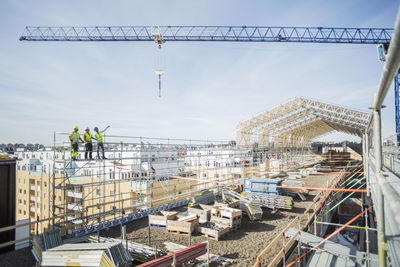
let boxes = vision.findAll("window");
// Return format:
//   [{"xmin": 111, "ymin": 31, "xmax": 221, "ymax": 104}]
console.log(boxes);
[
  {"xmin": 44, "ymin": 182, "xmax": 47, "ymax": 187},
  {"xmin": 24, "ymin": 179, "xmax": 26, "ymax": 184},
  {"xmin": 58, "ymin": 196, "xmax": 61, "ymax": 202},
  {"xmin": 18, "ymin": 179, "xmax": 21, "ymax": 184},
  {"xmin": 44, "ymin": 204, "xmax": 46, "ymax": 211},
  {"xmin": 24, "ymin": 190, "xmax": 26, "ymax": 195},
  {"xmin": 44, "ymin": 193, "xmax": 47, "ymax": 200},
  {"xmin": 18, "ymin": 210, "xmax": 21, "ymax": 214},
  {"xmin": 19, "ymin": 189, "xmax": 22, "ymax": 194},
  {"xmin": 96, "ymin": 189, "xmax": 101, "ymax": 197},
  {"xmin": 24, "ymin": 200, "xmax": 26, "ymax": 205},
  {"xmin": 23, "ymin": 211, "xmax": 26, "ymax": 215},
  {"xmin": 18, "ymin": 199, "xmax": 22, "ymax": 204},
  {"xmin": 37, "ymin": 181, "xmax": 41, "ymax": 186}
]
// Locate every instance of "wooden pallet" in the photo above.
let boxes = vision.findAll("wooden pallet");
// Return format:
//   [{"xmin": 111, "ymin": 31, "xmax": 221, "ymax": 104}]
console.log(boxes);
[
  {"xmin": 196, "ymin": 225, "xmax": 230, "ymax": 241},
  {"xmin": 166, "ymin": 219, "xmax": 198, "ymax": 234}
]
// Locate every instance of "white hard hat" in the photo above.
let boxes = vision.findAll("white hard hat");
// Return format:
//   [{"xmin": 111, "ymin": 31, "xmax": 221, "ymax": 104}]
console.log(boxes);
[{"xmin": 85, "ymin": 126, "xmax": 90, "ymax": 130}]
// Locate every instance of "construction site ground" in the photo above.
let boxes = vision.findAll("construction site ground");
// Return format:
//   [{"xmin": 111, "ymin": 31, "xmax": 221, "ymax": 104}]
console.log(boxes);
[
  {"xmin": 0, "ymin": 172, "xmax": 338, "ymax": 267},
  {"xmin": 101, "ymin": 172, "xmax": 339, "ymax": 267}
]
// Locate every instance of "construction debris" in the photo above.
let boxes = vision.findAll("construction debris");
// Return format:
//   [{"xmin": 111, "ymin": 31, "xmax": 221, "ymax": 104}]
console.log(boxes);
[{"xmin": 188, "ymin": 189, "xmax": 215, "ymax": 207}]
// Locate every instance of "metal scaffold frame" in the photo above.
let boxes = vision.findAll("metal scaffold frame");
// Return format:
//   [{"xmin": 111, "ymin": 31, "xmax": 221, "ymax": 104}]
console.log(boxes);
[
  {"xmin": 22, "ymin": 133, "xmax": 315, "ymax": 238},
  {"xmin": 236, "ymin": 97, "xmax": 371, "ymax": 148}
]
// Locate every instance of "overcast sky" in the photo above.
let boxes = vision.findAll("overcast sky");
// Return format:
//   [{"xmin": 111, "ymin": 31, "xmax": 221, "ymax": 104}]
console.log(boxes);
[{"xmin": 0, "ymin": 0, "xmax": 399, "ymax": 145}]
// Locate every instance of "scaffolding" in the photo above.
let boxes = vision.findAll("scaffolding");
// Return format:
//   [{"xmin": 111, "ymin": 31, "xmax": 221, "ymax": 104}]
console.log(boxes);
[{"xmin": 36, "ymin": 133, "xmax": 318, "ymax": 237}]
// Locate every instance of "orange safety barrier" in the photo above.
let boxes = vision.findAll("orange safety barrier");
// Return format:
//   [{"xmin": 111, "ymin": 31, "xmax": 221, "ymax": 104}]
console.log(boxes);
[{"xmin": 287, "ymin": 205, "xmax": 374, "ymax": 267}]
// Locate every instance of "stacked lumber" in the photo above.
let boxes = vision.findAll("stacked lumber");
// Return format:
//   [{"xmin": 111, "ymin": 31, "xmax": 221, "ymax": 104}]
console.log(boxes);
[
  {"xmin": 210, "ymin": 206, "xmax": 242, "ymax": 230},
  {"xmin": 241, "ymin": 203, "xmax": 263, "ymax": 221},
  {"xmin": 188, "ymin": 207, "xmax": 210, "ymax": 223}
]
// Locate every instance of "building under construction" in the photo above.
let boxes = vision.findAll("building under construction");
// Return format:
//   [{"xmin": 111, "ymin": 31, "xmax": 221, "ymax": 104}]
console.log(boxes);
[{"xmin": 1, "ymin": 5, "xmax": 400, "ymax": 267}]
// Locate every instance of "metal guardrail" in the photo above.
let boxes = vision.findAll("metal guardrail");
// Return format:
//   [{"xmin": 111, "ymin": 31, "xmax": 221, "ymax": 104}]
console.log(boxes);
[{"xmin": 364, "ymin": 5, "xmax": 400, "ymax": 267}]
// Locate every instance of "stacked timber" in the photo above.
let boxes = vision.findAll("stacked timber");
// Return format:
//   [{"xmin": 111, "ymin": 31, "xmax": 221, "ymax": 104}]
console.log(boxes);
[
  {"xmin": 210, "ymin": 206, "xmax": 242, "ymax": 230},
  {"xmin": 241, "ymin": 203, "xmax": 263, "ymax": 221},
  {"xmin": 188, "ymin": 206, "xmax": 210, "ymax": 223}
]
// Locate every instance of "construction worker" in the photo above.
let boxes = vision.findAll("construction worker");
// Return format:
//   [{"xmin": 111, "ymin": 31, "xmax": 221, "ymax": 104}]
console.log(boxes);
[
  {"xmin": 93, "ymin": 126, "xmax": 109, "ymax": 159},
  {"xmin": 83, "ymin": 127, "xmax": 93, "ymax": 160},
  {"xmin": 69, "ymin": 126, "xmax": 83, "ymax": 160}
]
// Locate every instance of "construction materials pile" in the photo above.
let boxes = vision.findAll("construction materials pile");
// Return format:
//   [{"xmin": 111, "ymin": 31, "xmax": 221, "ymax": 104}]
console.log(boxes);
[
  {"xmin": 188, "ymin": 189, "xmax": 215, "ymax": 206},
  {"xmin": 220, "ymin": 177, "xmax": 295, "ymax": 221},
  {"xmin": 87, "ymin": 235, "xmax": 164, "ymax": 263},
  {"xmin": 149, "ymin": 199, "xmax": 242, "ymax": 241},
  {"xmin": 32, "ymin": 229, "xmax": 132, "ymax": 267}
]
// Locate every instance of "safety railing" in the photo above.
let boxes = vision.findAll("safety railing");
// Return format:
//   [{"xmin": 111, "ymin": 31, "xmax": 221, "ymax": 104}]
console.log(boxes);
[{"xmin": 363, "ymin": 6, "xmax": 400, "ymax": 267}]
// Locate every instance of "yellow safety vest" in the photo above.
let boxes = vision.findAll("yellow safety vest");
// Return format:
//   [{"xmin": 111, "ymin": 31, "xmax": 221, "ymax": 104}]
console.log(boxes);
[
  {"xmin": 70, "ymin": 132, "xmax": 80, "ymax": 143},
  {"xmin": 95, "ymin": 132, "xmax": 103, "ymax": 143},
  {"xmin": 84, "ymin": 132, "xmax": 92, "ymax": 143}
]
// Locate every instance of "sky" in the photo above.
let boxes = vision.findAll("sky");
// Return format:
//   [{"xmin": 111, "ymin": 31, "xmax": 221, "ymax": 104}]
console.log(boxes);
[{"xmin": 0, "ymin": 0, "xmax": 399, "ymax": 145}]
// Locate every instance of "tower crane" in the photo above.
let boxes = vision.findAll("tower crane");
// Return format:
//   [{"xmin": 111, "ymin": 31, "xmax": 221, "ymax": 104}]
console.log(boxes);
[{"xmin": 20, "ymin": 25, "xmax": 398, "ymax": 140}]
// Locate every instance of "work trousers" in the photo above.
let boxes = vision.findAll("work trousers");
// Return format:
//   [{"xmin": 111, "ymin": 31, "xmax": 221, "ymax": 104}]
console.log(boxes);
[
  {"xmin": 85, "ymin": 142, "xmax": 93, "ymax": 160},
  {"xmin": 71, "ymin": 143, "xmax": 79, "ymax": 160},
  {"xmin": 97, "ymin": 142, "xmax": 105, "ymax": 159}
]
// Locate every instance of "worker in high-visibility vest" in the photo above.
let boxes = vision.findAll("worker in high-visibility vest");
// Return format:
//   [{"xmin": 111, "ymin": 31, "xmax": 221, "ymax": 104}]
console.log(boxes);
[
  {"xmin": 69, "ymin": 126, "xmax": 83, "ymax": 160},
  {"xmin": 83, "ymin": 126, "xmax": 93, "ymax": 160},
  {"xmin": 93, "ymin": 125, "xmax": 109, "ymax": 159}
]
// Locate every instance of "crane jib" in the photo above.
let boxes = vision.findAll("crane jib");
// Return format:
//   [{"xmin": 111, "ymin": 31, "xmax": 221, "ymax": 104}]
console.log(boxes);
[{"xmin": 19, "ymin": 26, "xmax": 393, "ymax": 45}]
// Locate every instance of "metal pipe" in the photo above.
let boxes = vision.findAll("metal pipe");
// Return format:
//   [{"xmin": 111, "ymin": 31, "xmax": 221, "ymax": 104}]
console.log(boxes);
[
  {"xmin": 365, "ymin": 133, "xmax": 370, "ymax": 197},
  {"xmin": 373, "ymin": 109, "xmax": 386, "ymax": 267},
  {"xmin": 373, "ymin": 6, "xmax": 400, "ymax": 110}
]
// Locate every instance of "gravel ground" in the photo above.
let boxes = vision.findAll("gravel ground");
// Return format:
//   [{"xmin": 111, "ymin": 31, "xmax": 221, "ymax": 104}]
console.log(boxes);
[
  {"xmin": 0, "ymin": 247, "xmax": 35, "ymax": 267},
  {"xmin": 101, "ymin": 173, "xmax": 338, "ymax": 267},
  {"xmin": 0, "ymin": 173, "xmax": 338, "ymax": 267}
]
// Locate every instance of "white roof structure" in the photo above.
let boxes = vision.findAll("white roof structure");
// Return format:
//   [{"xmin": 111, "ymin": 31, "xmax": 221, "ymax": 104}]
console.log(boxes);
[{"xmin": 236, "ymin": 98, "xmax": 371, "ymax": 148}]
